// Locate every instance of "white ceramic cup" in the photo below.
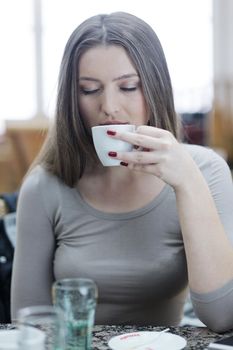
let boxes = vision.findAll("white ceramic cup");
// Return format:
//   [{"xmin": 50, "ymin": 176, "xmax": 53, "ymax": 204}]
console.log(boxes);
[{"xmin": 92, "ymin": 124, "xmax": 136, "ymax": 166}]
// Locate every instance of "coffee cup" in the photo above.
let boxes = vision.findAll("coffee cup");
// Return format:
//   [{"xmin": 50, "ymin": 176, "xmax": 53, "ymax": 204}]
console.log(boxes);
[{"xmin": 91, "ymin": 124, "xmax": 136, "ymax": 166}]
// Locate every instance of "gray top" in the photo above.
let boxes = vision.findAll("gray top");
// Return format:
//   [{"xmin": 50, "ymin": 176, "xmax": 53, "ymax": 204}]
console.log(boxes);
[{"xmin": 11, "ymin": 144, "xmax": 233, "ymax": 329}]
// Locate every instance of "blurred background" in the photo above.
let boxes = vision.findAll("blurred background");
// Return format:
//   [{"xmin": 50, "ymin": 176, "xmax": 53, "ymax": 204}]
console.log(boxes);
[{"xmin": 0, "ymin": 0, "xmax": 233, "ymax": 193}]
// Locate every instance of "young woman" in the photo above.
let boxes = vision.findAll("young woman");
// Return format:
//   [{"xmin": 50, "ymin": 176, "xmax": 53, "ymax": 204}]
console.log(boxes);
[{"xmin": 11, "ymin": 12, "xmax": 233, "ymax": 332}]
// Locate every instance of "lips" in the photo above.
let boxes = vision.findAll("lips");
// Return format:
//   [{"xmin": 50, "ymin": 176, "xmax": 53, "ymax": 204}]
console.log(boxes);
[{"xmin": 99, "ymin": 121, "xmax": 129, "ymax": 125}]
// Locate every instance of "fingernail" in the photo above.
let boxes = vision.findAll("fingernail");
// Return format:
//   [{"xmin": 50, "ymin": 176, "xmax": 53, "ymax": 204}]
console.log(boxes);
[
  {"xmin": 108, "ymin": 151, "xmax": 117, "ymax": 157},
  {"xmin": 120, "ymin": 162, "xmax": 128, "ymax": 167},
  {"xmin": 107, "ymin": 130, "xmax": 116, "ymax": 136}
]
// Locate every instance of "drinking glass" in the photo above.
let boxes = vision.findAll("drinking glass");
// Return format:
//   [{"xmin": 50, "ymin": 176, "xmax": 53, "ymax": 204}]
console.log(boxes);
[
  {"xmin": 17, "ymin": 305, "xmax": 65, "ymax": 350},
  {"xmin": 52, "ymin": 278, "xmax": 98, "ymax": 350}
]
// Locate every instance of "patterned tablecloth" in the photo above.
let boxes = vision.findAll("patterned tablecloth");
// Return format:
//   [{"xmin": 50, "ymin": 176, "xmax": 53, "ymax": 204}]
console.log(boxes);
[{"xmin": 1, "ymin": 323, "xmax": 233, "ymax": 350}]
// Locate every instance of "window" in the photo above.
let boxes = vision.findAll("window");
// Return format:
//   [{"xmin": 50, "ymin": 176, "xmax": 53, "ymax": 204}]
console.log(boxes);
[
  {"xmin": 0, "ymin": 0, "xmax": 213, "ymax": 133},
  {"xmin": 0, "ymin": 0, "xmax": 35, "ymax": 121}
]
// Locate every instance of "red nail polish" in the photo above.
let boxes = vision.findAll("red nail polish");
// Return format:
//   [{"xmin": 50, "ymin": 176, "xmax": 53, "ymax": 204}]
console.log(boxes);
[
  {"xmin": 120, "ymin": 162, "xmax": 128, "ymax": 167},
  {"xmin": 107, "ymin": 130, "xmax": 116, "ymax": 136},
  {"xmin": 108, "ymin": 151, "xmax": 117, "ymax": 157}
]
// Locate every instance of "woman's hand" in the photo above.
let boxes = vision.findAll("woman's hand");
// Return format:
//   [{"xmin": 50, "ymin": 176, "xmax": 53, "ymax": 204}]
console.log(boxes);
[{"xmin": 108, "ymin": 125, "xmax": 198, "ymax": 190}]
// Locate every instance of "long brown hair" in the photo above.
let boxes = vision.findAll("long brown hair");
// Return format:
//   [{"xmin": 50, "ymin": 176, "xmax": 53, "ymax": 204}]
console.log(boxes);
[{"xmin": 34, "ymin": 12, "xmax": 178, "ymax": 187}]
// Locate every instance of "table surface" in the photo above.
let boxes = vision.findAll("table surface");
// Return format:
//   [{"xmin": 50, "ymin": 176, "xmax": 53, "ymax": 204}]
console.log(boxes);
[{"xmin": 1, "ymin": 324, "xmax": 233, "ymax": 350}]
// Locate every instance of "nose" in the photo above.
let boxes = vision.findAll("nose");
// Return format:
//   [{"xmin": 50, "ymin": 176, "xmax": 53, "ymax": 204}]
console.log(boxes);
[{"xmin": 100, "ymin": 89, "xmax": 120, "ymax": 117}]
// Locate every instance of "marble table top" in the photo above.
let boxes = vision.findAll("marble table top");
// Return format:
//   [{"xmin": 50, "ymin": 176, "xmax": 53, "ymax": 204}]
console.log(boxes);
[
  {"xmin": 91, "ymin": 325, "xmax": 233, "ymax": 350},
  {"xmin": 1, "ymin": 324, "xmax": 233, "ymax": 350}
]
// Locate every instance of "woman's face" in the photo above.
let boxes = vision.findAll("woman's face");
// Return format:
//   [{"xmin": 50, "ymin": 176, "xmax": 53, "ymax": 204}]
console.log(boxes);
[{"xmin": 78, "ymin": 45, "xmax": 148, "ymax": 128}]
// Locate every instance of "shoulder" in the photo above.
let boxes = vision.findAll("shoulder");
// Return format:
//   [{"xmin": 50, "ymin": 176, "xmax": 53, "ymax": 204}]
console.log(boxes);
[
  {"xmin": 20, "ymin": 165, "xmax": 58, "ymax": 195},
  {"xmin": 18, "ymin": 166, "xmax": 63, "ymax": 217},
  {"xmin": 183, "ymin": 144, "xmax": 229, "ymax": 169},
  {"xmin": 183, "ymin": 143, "xmax": 232, "ymax": 183},
  {"xmin": 183, "ymin": 143, "xmax": 223, "ymax": 162}
]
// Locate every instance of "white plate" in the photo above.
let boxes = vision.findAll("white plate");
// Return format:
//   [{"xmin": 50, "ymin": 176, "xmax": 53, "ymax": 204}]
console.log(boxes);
[
  {"xmin": 108, "ymin": 331, "xmax": 187, "ymax": 350},
  {"xmin": 0, "ymin": 330, "xmax": 19, "ymax": 349},
  {"xmin": 0, "ymin": 328, "xmax": 46, "ymax": 350}
]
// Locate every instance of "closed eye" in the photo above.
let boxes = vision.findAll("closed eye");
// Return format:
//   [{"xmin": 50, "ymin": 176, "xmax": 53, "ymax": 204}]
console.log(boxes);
[
  {"xmin": 120, "ymin": 87, "xmax": 138, "ymax": 92},
  {"xmin": 80, "ymin": 88, "xmax": 100, "ymax": 95}
]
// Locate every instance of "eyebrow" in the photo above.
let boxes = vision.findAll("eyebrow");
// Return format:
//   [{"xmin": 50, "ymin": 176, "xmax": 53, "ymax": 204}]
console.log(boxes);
[{"xmin": 79, "ymin": 73, "xmax": 139, "ymax": 82}]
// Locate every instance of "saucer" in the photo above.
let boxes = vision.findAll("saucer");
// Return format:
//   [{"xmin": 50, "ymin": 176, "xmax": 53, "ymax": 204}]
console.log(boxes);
[{"xmin": 108, "ymin": 331, "xmax": 187, "ymax": 350}]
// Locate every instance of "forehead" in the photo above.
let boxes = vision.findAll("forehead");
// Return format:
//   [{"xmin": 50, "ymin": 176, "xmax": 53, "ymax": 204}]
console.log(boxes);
[{"xmin": 78, "ymin": 45, "xmax": 137, "ymax": 77}]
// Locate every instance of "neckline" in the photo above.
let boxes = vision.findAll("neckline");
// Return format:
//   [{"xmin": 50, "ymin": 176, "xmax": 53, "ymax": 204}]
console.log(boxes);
[{"xmin": 75, "ymin": 184, "xmax": 171, "ymax": 221}]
